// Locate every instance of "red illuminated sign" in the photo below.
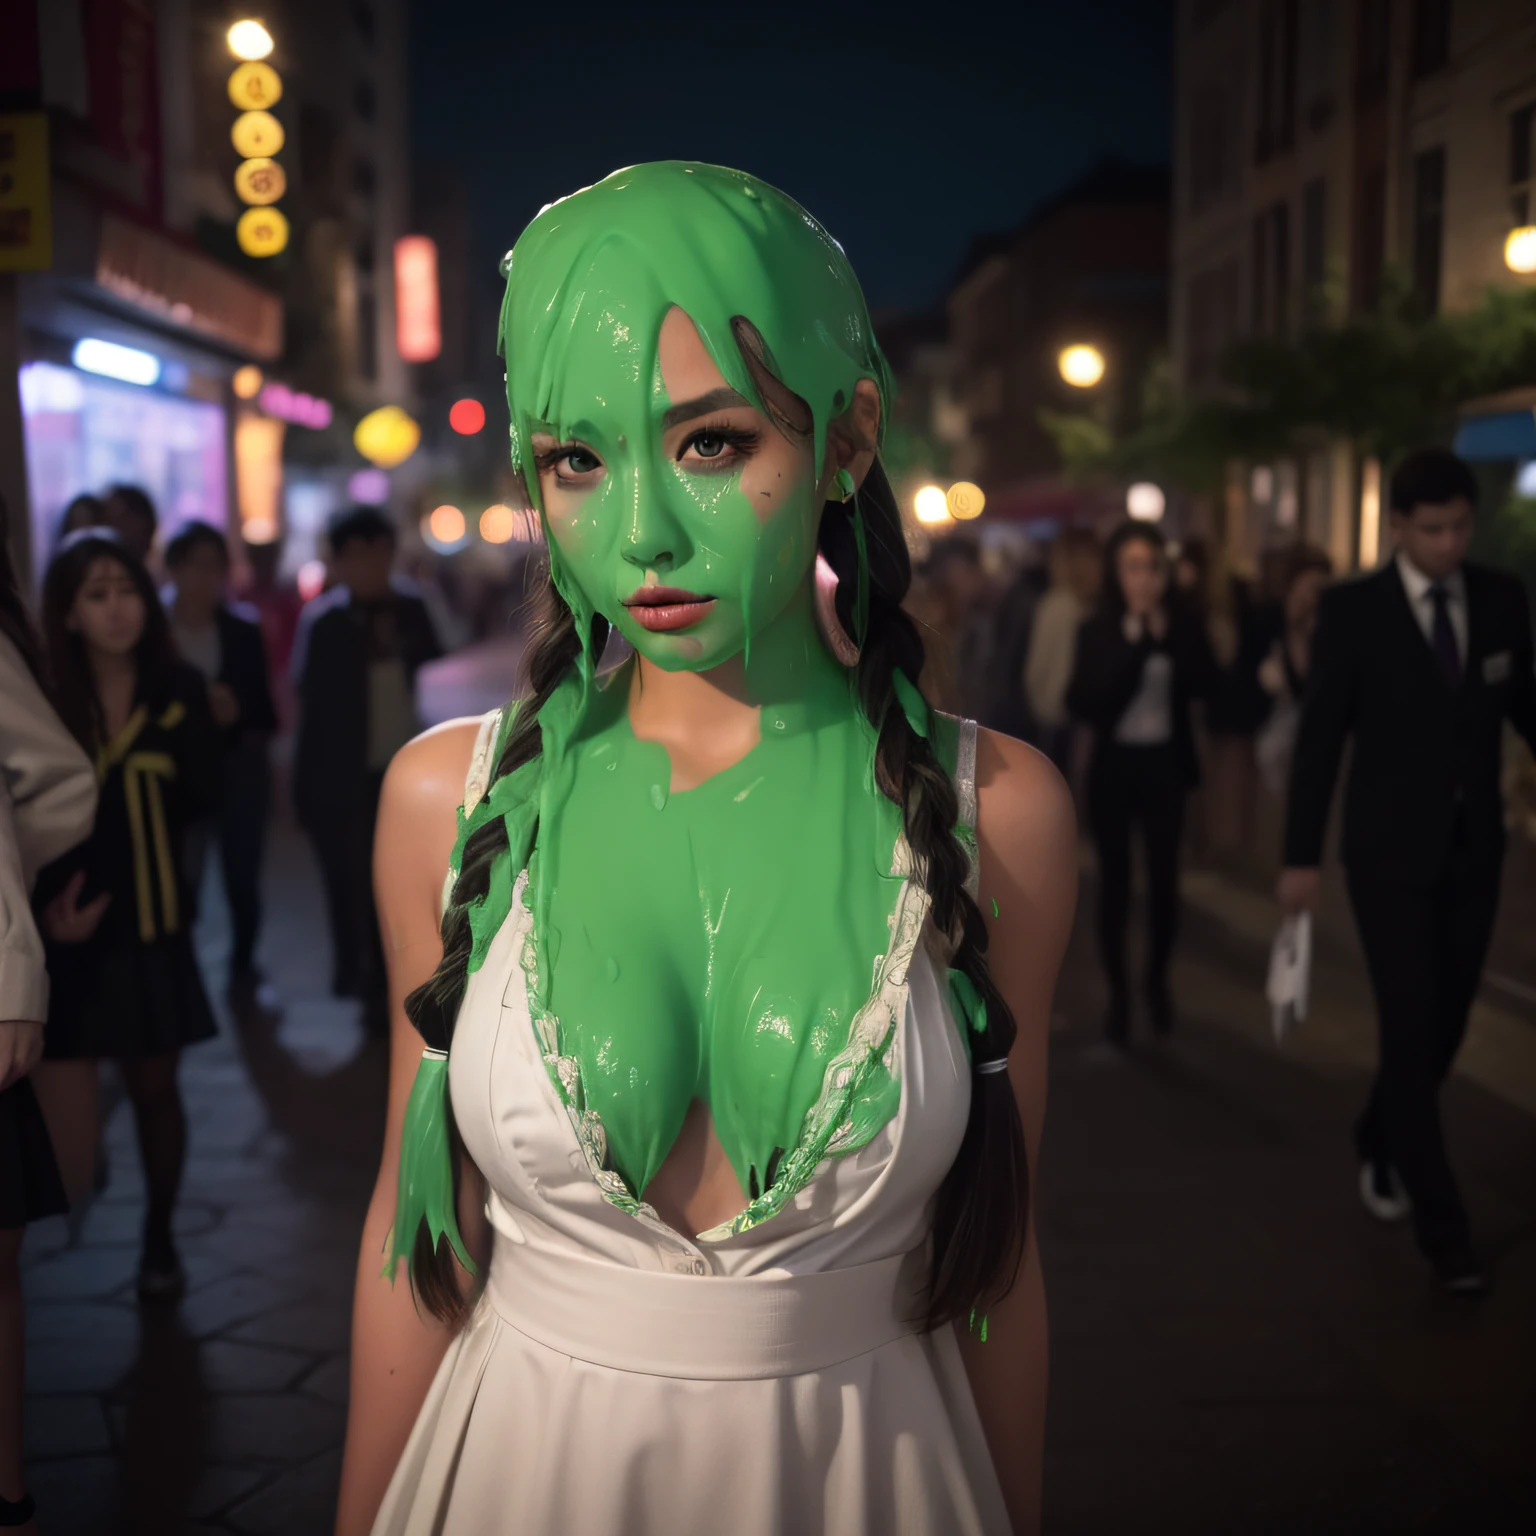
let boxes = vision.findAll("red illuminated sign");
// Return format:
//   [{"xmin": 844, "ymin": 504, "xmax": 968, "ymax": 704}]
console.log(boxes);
[{"xmin": 394, "ymin": 235, "xmax": 440, "ymax": 363}]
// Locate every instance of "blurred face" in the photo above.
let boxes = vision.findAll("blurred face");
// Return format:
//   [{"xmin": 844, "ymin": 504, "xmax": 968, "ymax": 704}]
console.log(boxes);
[
  {"xmin": 1390, "ymin": 497, "xmax": 1473, "ymax": 582},
  {"xmin": 171, "ymin": 542, "xmax": 228, "ymax": 616},
  {"xmin": 1116, "ymin": 535, "xmax": 1166, "ymax": 617},
  {"xmin": 104, "ymin": 497, "xmax": 155, "ymax": 562},
  {"xmin": 533, "ymin": 306, "xmax": 824, "ymax": 671},
  {"xmin": 68, "ymin": 557, "xmax": 145, "ymax": 657},
  {"xmin": 1286, "ymin": 568, "xmax": 1327, "ymax": 629},
  {"xmin": 333, "ymin": 536, "xmax": 396, "ymax": 602}
]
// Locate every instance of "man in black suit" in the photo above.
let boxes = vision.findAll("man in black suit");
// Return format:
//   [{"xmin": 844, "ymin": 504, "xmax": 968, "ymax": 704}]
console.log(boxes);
[
  {"xmin": 164, "ymin": 521, "xmax": 280, "ymax": 993},
  {"xmin": 292, "ymin": 507, "xmax": 442, "ymax": 1030},
  {"xmin": 1279, "ymin": 450, "xmax": 1536, "ymax": 1295}
]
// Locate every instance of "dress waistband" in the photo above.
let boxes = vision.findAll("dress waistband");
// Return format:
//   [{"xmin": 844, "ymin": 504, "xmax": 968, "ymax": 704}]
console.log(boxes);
[{"xmin": 483, "ymin": 1238, "xmax": 925, "ymax": 1381}]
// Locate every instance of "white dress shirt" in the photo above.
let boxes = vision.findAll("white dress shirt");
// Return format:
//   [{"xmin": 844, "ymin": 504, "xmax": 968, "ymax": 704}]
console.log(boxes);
[{"xmin": 1395, "ymin": 551, "xmax": 1467, "ymax": 661}]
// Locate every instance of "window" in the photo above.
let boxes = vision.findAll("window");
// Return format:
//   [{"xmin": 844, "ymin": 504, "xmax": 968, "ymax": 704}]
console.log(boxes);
[
  {"xmin": 353, "ymin": 156, "xmax": 377, "ymax": 197},
  {"xmin": 1255, "ymin": 0, "xmax": 1300, "ymax": 163},
  {"xmin": 1189, "ymin": 87, "xmax": 1234, "ymax": 213},
  {"xmin": 1192, "ymin": 0, "xmax": 1232, "ymax": 28},
  {"xmin": 1299, "ymin": 0, "xmax": 1337, "ymax": 132},
  {"xmin": 1301, "ymin": 176, "xmax": 1327, "ymax": 325},
  {"xmin": 1353, "ymin": 164, "xmax": 1387, "ymax": 311},
  {"xmin": 1251, "ymin": 202, "xmax": 1292, "ymax": 336},
  {"xmin": 1356, "ymin": 0, "xmax": 1391, "ymax": 103},
  {"xmin": 1511, "ymin": 103, "xmax": 1534, "ymax": 226},
  {"xmin": 1410, "ymin": 0, "xmax": 1451, "ymax": 79},
  {"xmin": 1187, "ymin": 260, "xmax": 1241, "ymax": 390},
  {"xmin": 1412, "ymin": 146, "xmax": 1445, "ymax": 313},
  {"xmin": 354, "ymin": 79, "xmax": 376, "ymax": 121},
  {"xmin": 357, "ymin": 291, "xmax": 377, "ymax": 381},
  {"xmin": 299, "ymin": 104, "xmax": 338, "ymax": 193},
  {"xmin": 353, "ymin": 3, "xmax": 375, "ymax": 42}
]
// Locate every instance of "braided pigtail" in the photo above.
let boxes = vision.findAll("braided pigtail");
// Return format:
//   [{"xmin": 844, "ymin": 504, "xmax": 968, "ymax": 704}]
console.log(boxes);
[
  {"xmin": 826, "ymin": 460, "xmax": 1029, "ymax": 1329},
  {"xmin": 390, "ymin": 565, "xmax": 598, "ymax": 1326}
]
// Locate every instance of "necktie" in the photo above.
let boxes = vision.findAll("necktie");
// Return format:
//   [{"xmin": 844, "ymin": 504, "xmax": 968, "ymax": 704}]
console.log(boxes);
[{"xmin": 1428, "ymin": 584, "xmax": 1461, "ymax": 685}]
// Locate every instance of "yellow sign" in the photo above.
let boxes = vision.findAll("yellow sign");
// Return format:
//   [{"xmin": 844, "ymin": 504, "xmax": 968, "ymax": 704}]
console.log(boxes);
[
  {"xmin": 354, "ymin": 406, "xmax": 421, "ymax": 469},
  {"xmin": 234, "ymin": 157, "xmax": 286, "ymax": 206},
  {"xmin": 947, "ymin": 481, "xmax": 985, "ymax": 520},
  {"xmin": 236, "ymin": 206, "xmax": 289, "ymax": 258},
  {"xmin": 228, "ymin": 62, "xmax": 282, "ymax": 110},
  {"xmin": 0, "ymin": 113, "xmax": 53, "ymax": 273},
  {"xmin": 231, "ymin": 109, "xmax": 284, "ymax": 159}
]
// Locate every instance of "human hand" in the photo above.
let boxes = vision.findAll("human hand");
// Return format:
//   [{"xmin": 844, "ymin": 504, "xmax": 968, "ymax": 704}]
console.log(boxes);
[
  {"xmin": 209, "ymin": 681, "xmax": 241, "ymax": 728},
  {"xmin": 0, "ymin": 1020, "xmax": 43, "ymax": 1090},
  {"xmin": 42, "ymin": 871, "xmax": 112, "ymax": 944},
  {"xmin": 1276, "ymin": 867, "xmax": 1321, "ymax": 913}
]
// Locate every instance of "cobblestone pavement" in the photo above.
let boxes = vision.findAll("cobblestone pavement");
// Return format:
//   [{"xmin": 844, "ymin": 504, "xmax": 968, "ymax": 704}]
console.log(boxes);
[{"xmin": 18, "ymin": 659, "xmax": 1536, "ymax": 1532}]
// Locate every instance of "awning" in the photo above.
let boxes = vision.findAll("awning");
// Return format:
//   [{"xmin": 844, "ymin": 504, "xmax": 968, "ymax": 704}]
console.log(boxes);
[{"xmin": 1454, "ymin": 388, "xmax": 1536, "ymax": 461}]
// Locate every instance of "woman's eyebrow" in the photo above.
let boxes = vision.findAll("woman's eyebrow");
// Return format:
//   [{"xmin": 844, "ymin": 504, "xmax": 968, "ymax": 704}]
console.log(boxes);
[{"xmin": 660, "ymin": 387, "xmax": 749, "ymax": 430}]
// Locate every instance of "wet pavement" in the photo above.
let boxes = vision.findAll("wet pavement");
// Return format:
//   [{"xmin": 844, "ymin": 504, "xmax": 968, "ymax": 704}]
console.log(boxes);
[{"xmin": 18, "ymin": 652, "xmax": 1536, "ymax": 1532}]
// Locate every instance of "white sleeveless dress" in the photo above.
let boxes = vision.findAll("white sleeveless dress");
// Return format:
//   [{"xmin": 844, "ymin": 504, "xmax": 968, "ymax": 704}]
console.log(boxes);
[{"xmin": 371, "ymin": 712, "xmax": 1011, "ymax": 1535}]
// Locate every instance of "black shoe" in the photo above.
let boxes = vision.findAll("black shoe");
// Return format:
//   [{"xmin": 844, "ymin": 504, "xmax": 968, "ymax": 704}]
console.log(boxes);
[
  {"xmin": 1147, "ymin": 980, "xmax": 1174, "ymax": 1037},
  {"xmin": 1358, "ymin": 1161, "xmax": 1411, "ymax": 1223},
  {"xmin": 1429, "ymin": 1244, "xmax": 1488, "ymax": 1298},
  {"xmin": 1105, "ymin": 990, "xmax": 1130, "ymax": 1046},
  {"xmin": 137, "ymin": 1234, "xmax": 186, "ymax": 1304}
]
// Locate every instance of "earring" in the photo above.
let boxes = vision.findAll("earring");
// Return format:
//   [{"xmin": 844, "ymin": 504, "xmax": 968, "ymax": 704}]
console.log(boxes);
[
  {"xmin": 834, "ymin": 467, "xmax": 856, "ymax": 503},
  {"xmin": 814, "ymin": 551, "xmax": 861, "ymax": 667}
]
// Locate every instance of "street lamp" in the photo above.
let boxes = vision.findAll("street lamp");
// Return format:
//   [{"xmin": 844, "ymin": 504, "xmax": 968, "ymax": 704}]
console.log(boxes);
[
  {"xmin": 1506, "ymin": 226, "xmax": 1536, "ymax": 275},
  {"xmin": 1127, "ymin": 482, "xmax": 1165, "ymax": 521},
  {"xmin": 227, "ymin": 19, "xmax": 275, "ymax": 60},
  {"xmin": 913, "ymin": 485, "xmax": 953, "ymax": 526},
  {"xmin": 1058, "ymin": 344, "xmax": 1106, "ymax": 388}
]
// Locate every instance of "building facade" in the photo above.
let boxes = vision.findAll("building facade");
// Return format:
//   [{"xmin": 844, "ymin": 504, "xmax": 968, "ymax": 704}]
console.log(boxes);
[{"xmin": 1172, "ymin": 0, "xmax": 1536, "ymax": 569}]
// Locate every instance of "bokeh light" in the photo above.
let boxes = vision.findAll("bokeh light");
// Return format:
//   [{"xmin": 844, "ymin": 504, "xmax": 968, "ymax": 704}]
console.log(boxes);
[
  {"xmin": 913, "ymin": 485, "xmax": 953, "ymax": 526},
  {"xmin": 424, "ymin": 504, "xmax": 466, "ymax": 546},
  {"xmin": 232, "ymin": 365, "xmax": 263, "ymax": 399},
  {"xmin": 449, "ymin": 398, "xmax": 486, "ymax": 435},
  {"xmin": 354, "ymin": 405, "xmax": 420, "ymax": 468},
  {"xmin": 1127, "ymin": 482, "xmax": 1166, "ymax": 521},
  {"xmin": 347, "ymin": 468, "xmax": 390, "ymax": 503},
  {"xmin": 947, "ymin": 481, "xmax": 985, "ymax": 520},
  {"xmin": 235, "ymin": 205, "xmax": 288, "ymax": 258},
  {"xmin": 227, "ymin": 19, "xmax": 275, "ymax": 60},
  {"xmin": 1058, "ymin": 344, "xmax": 1106, "ymax": 388},
  {"xmin": 1505, "ymin": 226, "xmax": 1536, "ymax": 275},
  {"xmin": 242, "ymin": 516, "xmax": 278, "ymax": 545},
  {"xmin": 296, "ymin": 559, "xmax": 327, "ymax": 601},
  {"xmin": 480, "ymin": 504, "xmax": 516, "ymax": 543}
]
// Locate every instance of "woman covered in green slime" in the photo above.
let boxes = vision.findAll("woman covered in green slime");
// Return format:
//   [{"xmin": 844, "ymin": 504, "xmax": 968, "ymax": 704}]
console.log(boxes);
[{"xmin": 338, "ymin": 162, "xmax": 1075, "ymax": 1536}]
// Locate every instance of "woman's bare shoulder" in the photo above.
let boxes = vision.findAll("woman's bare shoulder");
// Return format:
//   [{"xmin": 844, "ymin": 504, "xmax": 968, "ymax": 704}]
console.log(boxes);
[
  {"xmin": 384, "ymin": 716, "xmax": 486, "ymax": 807},
  {"xmin": 973, "ymin": 727, "xmax": 1078, "ymax": 903},
  {"xmin": 375, "ymin": 717, "xmax": 486, "ymax": 904}
]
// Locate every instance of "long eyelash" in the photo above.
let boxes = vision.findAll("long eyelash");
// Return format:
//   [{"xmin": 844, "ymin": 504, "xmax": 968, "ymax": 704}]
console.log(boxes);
[
  {"xmin": 680, "ymin": 420, "xmax": 761, "ymax": 461},
  {"xmin": 533, "ymin": 442, "xmax": 581, "ymax": 472}
]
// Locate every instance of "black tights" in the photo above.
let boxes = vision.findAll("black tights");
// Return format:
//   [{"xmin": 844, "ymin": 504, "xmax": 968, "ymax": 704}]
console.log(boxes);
[{"xmin": 120, "ymin": 1054, "xmax": 186, "ymax": 1248}]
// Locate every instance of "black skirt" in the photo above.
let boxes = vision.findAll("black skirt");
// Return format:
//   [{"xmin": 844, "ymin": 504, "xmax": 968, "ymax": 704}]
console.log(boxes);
[
  {"xmin": 43, "ymin": 928, "xmax": 218, "ymax": 1061},
  {"xmin": 0, "ymin": 1079, "xmax": 67, "ymax": 1229}
]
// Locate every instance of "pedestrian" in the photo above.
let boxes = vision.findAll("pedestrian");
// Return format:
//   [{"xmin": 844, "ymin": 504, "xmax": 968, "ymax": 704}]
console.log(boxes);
[
  {"xmin": 102, "ymin": 483, "xmax": 159, "ymax": 567},
  {"xmin": 1067, "ymin": 520, "xmax": 1216, "ymax": 1042},
  {"xmin": 0, "ymin": 504, "xmax": 98, "ymax": 1536},
  {"xmin": 982, "ymin": 542, "xmax": 1049, "ymax": 740},
  {"xmin": 32, "ymin": 530, "xmax": 222, "ymax": 1301},
  {"xmin": 908, "ymin": 535, "xmax": 990, "ymax": 717},
  {"xmin": 163, "ymin": 521, "xmax": 279, "ymax": 994},
  {"xmin": 1255, "ymin": 545, "xmax": 1331, "ymax": 797},
  {"xmin": 291, "ymin": 507, "xmax": 441, "ymax": 1029},
  {"xmin": 1025, "ymin": 528, "xmax": 1101, "ymax": 772},
  {"xmin": 59, "ymin": 492, "xmax": 107, "ymax": 542},
  {"xmin": 1279, "ymin": 449, "xmax": 1536, "ymax": 1295},
  {"xmin": 337, "ymin": 162, "xmax": 1072, "ymax": 1536}
]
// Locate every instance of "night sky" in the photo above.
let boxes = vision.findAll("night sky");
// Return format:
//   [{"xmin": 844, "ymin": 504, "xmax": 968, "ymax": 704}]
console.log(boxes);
[{"xmin": 408, "ymin": 0, "xmax": 1172, "ymax": 317}]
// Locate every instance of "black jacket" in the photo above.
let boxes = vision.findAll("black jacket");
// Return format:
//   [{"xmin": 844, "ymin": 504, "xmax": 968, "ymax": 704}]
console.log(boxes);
[
  {"xmin": 1066, "ymin": 606, "xmax": 1216, "ymax": 787},
  {"xmin": 215, "ymin": 603, "xmax": 278, "ymax": 745},
  {"xmin": 291, "ymin": 582, "xmax": 442, "ymax": 820},
  {"xmin": 1283, "ymin": 561, "xmax": 1536, "ymax": 879}
]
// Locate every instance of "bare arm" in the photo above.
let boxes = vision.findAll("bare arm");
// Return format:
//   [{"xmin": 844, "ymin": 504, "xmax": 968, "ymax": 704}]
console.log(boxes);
[
  {"xmin": 335, "ymin": 719, "xmax": 492, "ymax": 1536},
  {"xmin": 961, "ymin": 728, "xmax": 1078, "ymax": 1536}
]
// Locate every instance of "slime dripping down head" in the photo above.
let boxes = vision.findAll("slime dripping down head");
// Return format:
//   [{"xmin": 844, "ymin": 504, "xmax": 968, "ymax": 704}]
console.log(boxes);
[{"xmin": 497, "ymin": 162, "xmax": 892, "ymax": 675}]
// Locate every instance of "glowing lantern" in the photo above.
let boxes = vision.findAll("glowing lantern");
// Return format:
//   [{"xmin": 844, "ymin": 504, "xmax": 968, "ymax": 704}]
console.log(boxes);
[
  {"xmin": 1506, "ymin": 227, "xmax": 1536, "ymax": 275},
  {"xmin": 913, "ymin": 485, "xmax": 952, "ymax": 526},
  {"xmin": 449, "ymin": 398, "xmax": 486, "ymax": 435},
  {"xmin": 1058, "ymin": 344, "xmax": 1106, "ymax": 388},
  {"xmin": 947, "ymin": 481, "xmax": 985, "ymax": 520},
  {"xmin": 480, "ymin": 504, "xmax": 516, "ymax": 543},
  {"xmin": 394, "ymin": 236, "xmax": 441, "ymax": 363},
  {"xmin": 424, "ymin": 504, "xmax": 466, "ymax": 546},
  {"xmin": 1127, "ymin": 482, "xmax": 1166, "ymax": 521},
  {"xmin": 227, "ymin": 20, "xmax": 275, "ymax": 60},
  {"xmin": 354, "ymin": 405, "xmax": 421, "ymax": 469},
  {"xmin": 228, "ymin": 62, "xmax": 282, "ymax": 109},
  {"xmin": 236, "ymin": 206, "xmax": 288, "ymax": 258},
  {"xmin": 232, "ymin": 365, "xmax": 263, "ymax": 399},
  {"xmin": 231, "ymin": 109, "xmax": 284, "ymax": 159},
  {"xmin": 234, "ymin": 157, "xmax": 285, "ymax": 206}
]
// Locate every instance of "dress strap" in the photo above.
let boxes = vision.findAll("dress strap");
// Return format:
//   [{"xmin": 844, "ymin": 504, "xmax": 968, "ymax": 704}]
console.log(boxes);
[
  {"xmin": 442, "ymin": 708, "xmax": 505, "ymax": 916},
  {"xmin": 953, "ymin": 716, "xmax": 978, "ymax": 837}
]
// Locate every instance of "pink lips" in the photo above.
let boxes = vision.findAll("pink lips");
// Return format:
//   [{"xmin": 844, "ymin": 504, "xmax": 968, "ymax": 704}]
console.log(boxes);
[{"xmin": 622, "ymin": 586, "xmax": 716, "ymax": 632}]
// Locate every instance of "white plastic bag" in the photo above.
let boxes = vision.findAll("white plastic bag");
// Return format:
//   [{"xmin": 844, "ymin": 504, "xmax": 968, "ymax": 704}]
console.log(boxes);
[{"xmin": 1266, "ymin": 912, "xmax": 1312, "ymax": 1045}]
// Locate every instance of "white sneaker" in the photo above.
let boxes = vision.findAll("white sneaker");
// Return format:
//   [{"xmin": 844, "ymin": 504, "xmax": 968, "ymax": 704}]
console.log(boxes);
[{"xmin": 1359, "ymin": 1162, "xmax": 1411, "ymax": 1223}]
